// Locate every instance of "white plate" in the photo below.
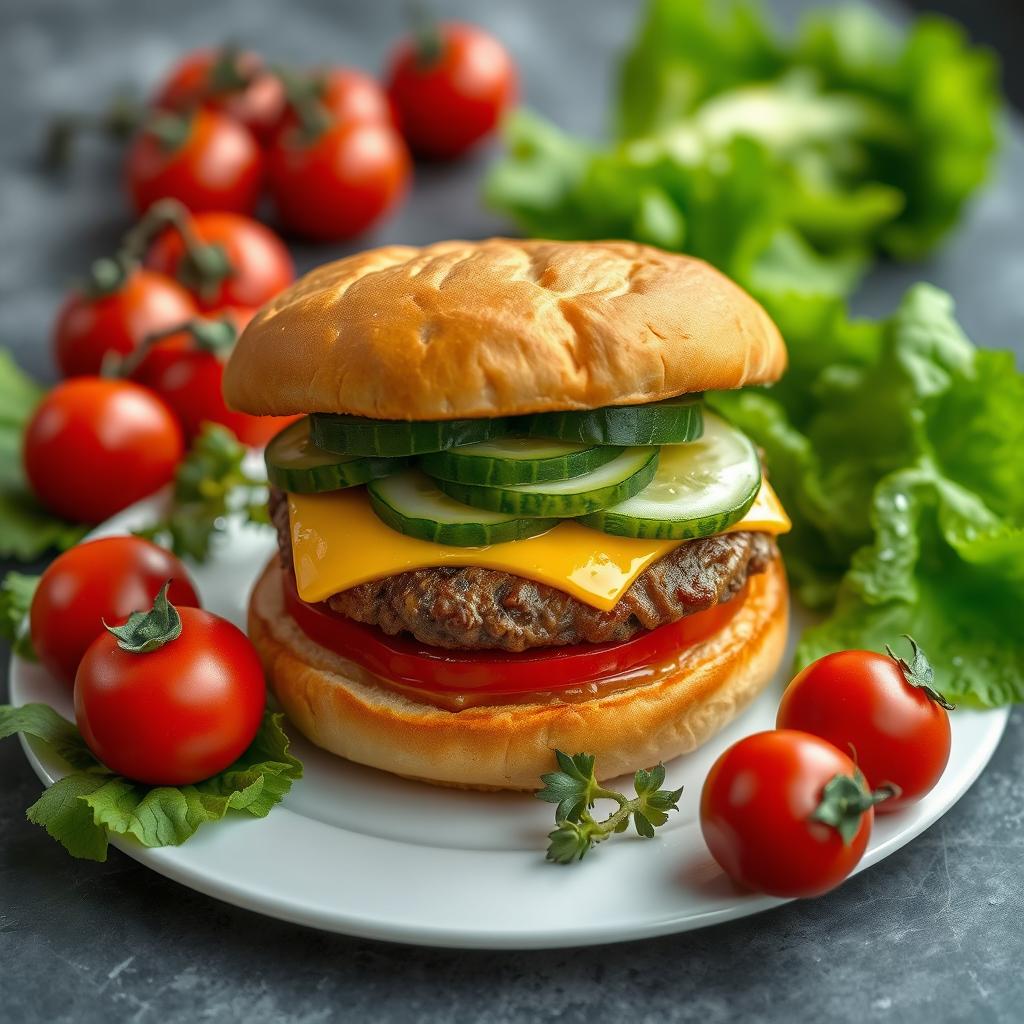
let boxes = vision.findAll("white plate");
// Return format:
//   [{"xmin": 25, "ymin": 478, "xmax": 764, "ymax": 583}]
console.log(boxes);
[{"xmin": 10, "ymin": 501, "xmax": 1009, "ymax": 950}]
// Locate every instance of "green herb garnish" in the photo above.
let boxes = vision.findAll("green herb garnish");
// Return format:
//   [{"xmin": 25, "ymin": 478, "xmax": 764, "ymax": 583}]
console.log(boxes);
[
  {"xmin": 135, "ymin": 423, "xmax": 268, "ymax": 562},
  {"xmin": 536, "ymin": 751, "xmax": 682, "ymax": 863}
]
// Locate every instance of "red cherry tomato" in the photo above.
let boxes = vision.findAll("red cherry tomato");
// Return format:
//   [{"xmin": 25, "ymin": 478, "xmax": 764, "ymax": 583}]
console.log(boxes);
[
  {"xmin": 23, "ymin": 378, "xmax": 184, "ymax": 524},
  {"xmin": 145, "ymin": 211, "xmax": 294, "ymax": 312},
  {"xmin": 75, "ymin": 605, "xmax": 265, "ymax": 785},
  {"xmin": 54, "ymin": 268, "xmax": 197, "ymax": 378},
  {"xmin": 153, "ymin": 47, "xmax": 286, "ymax": 145},
  {"xmin": 386, "ymin": 22, "xmax": 517, "ymax": 159},
  {"xmin": 29, "ymin": 536, "xmax": 200, "ymax": 686},
  {"xmin": 777, "ymin": 646, "xmax": 952, "ymax": 812},
  {"xmin": 701, "ymin": 730, "xmax": 878, "ymax": 898},
  {"xmin": 273, "ymin": 68, "xmax": 392, "ymax": 141},
  {"xmin": 266, "ymin": 119, "xmax": 409, "ymax": 240},
  {"xmin": 131, "ymin": 326, "xmax": 296, "ymax": 446},
  {"xmin": 125, "ymin": 109, "xmax": 264, "ymax": 215}
]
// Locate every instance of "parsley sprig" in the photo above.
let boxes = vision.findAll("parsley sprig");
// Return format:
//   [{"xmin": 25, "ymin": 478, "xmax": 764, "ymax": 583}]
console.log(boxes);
[
  {"xmin": 135, "ymin": 423, "xmax": 268, "ymax": 562},
  {"xmin": 536, "ymin": 751, "xmax": 683, "ymax": 863}
]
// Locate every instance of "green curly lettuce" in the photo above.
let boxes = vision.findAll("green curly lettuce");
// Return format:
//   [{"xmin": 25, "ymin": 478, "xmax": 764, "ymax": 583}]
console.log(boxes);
[
  {"xmin": 487, "ymin": 1, "xmax": 999, "ymax": 310},
  {"xmin": 0, "ymin": 703, "xmax": 303, "ymax": 861},
  {"xmin": 710, "ymin": 285, "xmax": 1024, "ymax": 706}
]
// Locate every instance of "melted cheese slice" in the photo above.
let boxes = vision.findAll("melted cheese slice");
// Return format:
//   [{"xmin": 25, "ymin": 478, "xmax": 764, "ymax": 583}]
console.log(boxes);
[{"xmin": 288, "ymin": 481, "xmax": 790, "ymax": 612}]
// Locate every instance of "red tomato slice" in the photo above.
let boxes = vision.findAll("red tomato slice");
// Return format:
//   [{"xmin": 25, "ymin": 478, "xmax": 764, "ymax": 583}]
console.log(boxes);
[{"xmin": 283, "ymin": 571, "xmax": 745, "ymax": 697}]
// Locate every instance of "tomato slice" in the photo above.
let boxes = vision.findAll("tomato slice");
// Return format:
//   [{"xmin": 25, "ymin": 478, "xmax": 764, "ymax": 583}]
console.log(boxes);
[{"xmin": 282, "ymin": 571, "xmax": 744, "ymax": 697}]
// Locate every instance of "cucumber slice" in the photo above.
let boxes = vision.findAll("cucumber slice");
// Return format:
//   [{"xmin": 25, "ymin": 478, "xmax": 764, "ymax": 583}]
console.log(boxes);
[
  {"xmin": 310, "ymin": 413, "xmax": 509, "ymax": 457},
  {"xmin": 368, "ymin": 471, "xmax": 557, "ymax": 546},
  {"xmin": 433, "ymin": 447, "xmax": 659, "ymax": 517},
  {"xmin": 419, "ymin": 438, "xmax": 624, "ymax": 485},
  {"xmin": 581, "ymin": 412, "xmax": 761, "ymax": 539},
  {"xmin": 265, "ymin": 418, "xmax": 409, "ymax": 493},
  {"xmin": 523, "ymin": 397, "xmax": 703, "ymax": 445}
]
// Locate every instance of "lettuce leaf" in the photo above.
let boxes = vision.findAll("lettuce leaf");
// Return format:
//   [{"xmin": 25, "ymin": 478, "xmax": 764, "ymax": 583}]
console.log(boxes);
[
  {"xmin": 1, "ymin": 703, "xmax": 303, "ymax": 861},
  {"xmin": 713, "ymin": 285, "xmax": 1024, "ymax": 706},
  {"xmin": 487, "ymin": 0, "xmax": 999, "ymax": 304},
  {"xmin": 0, "ymin": 572, "xmax": 39, "ymax": 659},
  {"xmin": 794, "ymin": 7, "xmax": 999, "ymax": 258}
]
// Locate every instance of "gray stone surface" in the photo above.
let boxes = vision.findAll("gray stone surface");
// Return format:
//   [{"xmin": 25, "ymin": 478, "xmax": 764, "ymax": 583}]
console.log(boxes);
[{"xmin": 1, "ymin": 1, "xmax": 1022, "ymax": 1022}]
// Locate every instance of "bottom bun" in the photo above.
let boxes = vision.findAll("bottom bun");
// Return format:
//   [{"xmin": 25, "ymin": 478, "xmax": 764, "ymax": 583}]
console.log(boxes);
[{"xmin": 248, "ymin": 555, "xmax": 789, "ymax": 791}]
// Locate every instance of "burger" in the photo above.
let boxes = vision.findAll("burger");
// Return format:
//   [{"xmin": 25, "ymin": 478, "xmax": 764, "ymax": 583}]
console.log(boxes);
[{"xmin": 223, "ymin": 238, "xmax": 791, "ymax": 790}]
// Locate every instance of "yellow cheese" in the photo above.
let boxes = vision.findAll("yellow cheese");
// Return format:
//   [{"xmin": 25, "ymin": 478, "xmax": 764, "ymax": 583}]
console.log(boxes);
[{"xmin": 288, "ymin": 481, "xmax": 790, "ymax": 612}]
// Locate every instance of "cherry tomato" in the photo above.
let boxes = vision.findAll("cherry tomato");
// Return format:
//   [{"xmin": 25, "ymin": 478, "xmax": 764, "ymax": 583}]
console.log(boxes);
[
  {"xmin": 54, "ymin": 268, "xmax": 197, "ymax": 378},
  {"xmin": 23, "ymin": 378, "xmax": 184, "ymax": 524},
  {"xmin": 125, "ymin": 109, "xmax": 264, "ymax": 215},
  {"xmin": 153, "ymin": 47, "xmax": 286, "ymax": 145},
  {"xmin": 267, "ymin": 119, "xmax": 409, "ymax": 240},
  {"xmin": 386, "ymin": 22, "xmax": 517, "ymax": 159},
  {"xmin": 777, "ymin": 646, "xmax": 952, "ymax": 812},
  {"xmin": 701, "ymin": 730, "xmax": 879, "ymax": 898},
  {"xmin": 273, "ymin": 68, "xmax": 392, "ymax": 141},
  {"xmin": 29, "ymin": 536, "xmax": 200, "ymax": 686},
  {"xmin": 284, "ymin": 572, "xmax": 745, "ymax": 696},
  {"xmin": 131, "ymin": 324, "xmax": 296, "ymax": 446},
  {"xmin": 75, "ymin": 605, "xmax": 265, "ymax": 785},
  {"xmin": 145, "ymin": 211, "xmax": 294, "ymax": 312}
]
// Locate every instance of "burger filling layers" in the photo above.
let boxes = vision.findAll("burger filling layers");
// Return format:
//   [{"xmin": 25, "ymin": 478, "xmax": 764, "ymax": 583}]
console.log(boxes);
[{"xmin": 262, "ymin": 401, "xmax": 792, "ymax": 706}]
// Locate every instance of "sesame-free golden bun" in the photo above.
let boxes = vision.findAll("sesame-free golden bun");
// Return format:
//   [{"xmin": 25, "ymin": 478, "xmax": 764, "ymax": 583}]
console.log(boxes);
[
  {"xmin": 223, "ymin": 238, "xmax": 787, "ymax": 421},
  {"xmin": 247, "ymin": 556, "xmax": 789, "ymax": 791}
]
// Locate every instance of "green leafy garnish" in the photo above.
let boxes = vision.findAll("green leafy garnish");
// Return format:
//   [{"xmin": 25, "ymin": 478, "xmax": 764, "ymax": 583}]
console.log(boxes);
[
  {"xmin": 0, "ymin": 703, "xmax": 303, "ymax": 861},
  {"xmin": 710, "ymin": 284, "xmax": 1024, "ymax": 707},
  {"xmin": 0, "ymin": 572, "xmax": 39, "ymax": 659},
  {"xmin": 135, "ymin": 423, "xmax": 268, "ymax": 562},
  {"xmin": 0, "ymin": 349, "xmax": 88, "ymax": 560},
  {"xmin": 486, "ymin": 0, "xmax": 999, "ymax": 313},
  {"xmin": 536, "ymin": 750, "xmax": 682, "ymax": 863}
]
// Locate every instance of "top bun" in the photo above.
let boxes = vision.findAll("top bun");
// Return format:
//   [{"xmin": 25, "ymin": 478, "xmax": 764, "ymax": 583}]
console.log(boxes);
[{"xmin": 223, "ymin": 238, "xmax": 787, "ymax": 420}]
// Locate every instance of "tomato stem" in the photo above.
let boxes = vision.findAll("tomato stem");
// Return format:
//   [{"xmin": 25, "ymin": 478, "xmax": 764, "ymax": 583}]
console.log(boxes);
[
  {"xmin": 812, "ymin": 772, "xmax": 898, "ymax": 845},
  {"xmin": 208, "ymin": 43, "xmax": 252, "ymax": 94},
  {"xmin": 81, "ymin": 253, "xmax": 140, "ymax": 300},
  {"xmin": 886, "ymin": 635, "xmax": 955, "ymax": 710},
  {"xmin": 103, "ymin": 582, "xmax": 182, "ymax": 654},
  {"xmin": 407, "ymin": 0, "xmax": 444, "ymax": 68},
  {"xmin": 122, "ymin": 198, "xmax": 234, "ymax": 300},
  {"xmin": 108, "ymin": 315, "xmax": 238, "ymax": 379},
  {"xmin": 272, "ymin": 65, "xmax": 333, "ymax": 144},
  {"xmin": 41, "ymin": 90, "xmax": 144, "ymax": 171}
]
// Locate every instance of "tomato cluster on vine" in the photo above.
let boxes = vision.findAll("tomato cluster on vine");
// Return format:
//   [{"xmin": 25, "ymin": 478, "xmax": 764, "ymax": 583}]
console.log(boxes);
[{"xmin": 52, "ymin": 24, "xmax": 517, "ymax": 238}]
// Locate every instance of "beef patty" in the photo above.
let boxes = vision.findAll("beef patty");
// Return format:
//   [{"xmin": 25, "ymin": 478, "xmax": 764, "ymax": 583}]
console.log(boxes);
[{"xmin": 270, "ymin": 488, "xmax": 776, "ymax": 652}]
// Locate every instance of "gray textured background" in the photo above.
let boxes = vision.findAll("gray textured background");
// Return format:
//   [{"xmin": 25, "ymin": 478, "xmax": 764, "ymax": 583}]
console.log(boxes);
[{"xmin": 2, "ymin": 1, "xmax": 1022, "ymax": 1022}]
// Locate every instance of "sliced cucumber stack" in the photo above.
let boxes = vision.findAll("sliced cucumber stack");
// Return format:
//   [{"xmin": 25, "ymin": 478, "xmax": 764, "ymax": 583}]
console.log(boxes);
[
  {"xmin": 310, "ymin": 413, "xmax": 509, "ymax": 457},
  {"xmin": 266, "ymin": 418, "xmax": 409, "ymax": 493},
  {"xmin": 523, "ymin": 397, "xmax": 703, "ymax": 446},
  {"xmin": 581, "ymin": 412, "xmax": 761, "ymax": 540},
  {"xmin": 433, "ymin": 447, "xmax": 659, "ymax": 518},
  {"xmin": 419, "ymin": 437, "xmax": 624, "ymax": 486},
  {"xmin": 368, "ymin": 471, "xmax": 558, "ymax": 546}
]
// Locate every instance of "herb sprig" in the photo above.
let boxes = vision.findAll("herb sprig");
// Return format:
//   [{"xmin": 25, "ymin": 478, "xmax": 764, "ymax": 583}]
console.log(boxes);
[
  {"xmin": 536, "ymin": 750, "xmax": 682, "ymax": 863},
  {"xmin": 135, "ymin": 423, "xmax": 268, "ymax": 562}
]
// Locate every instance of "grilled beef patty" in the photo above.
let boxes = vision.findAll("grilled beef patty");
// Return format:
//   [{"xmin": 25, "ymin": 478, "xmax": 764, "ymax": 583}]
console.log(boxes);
[{"xmin": 270, "ymin": 488, "xmax": 775, "ymax": 652}]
